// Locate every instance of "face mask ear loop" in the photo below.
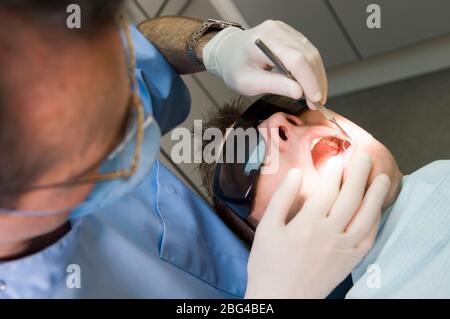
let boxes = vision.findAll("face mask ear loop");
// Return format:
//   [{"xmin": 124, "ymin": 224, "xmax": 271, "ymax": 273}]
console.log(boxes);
[
  {"xmin": 108, "ymin": 13, "xmax": 143, "ymax": 160},
  {"xmin": 117, "ymin": 13, "xmax": 137, "ymax": 92}
]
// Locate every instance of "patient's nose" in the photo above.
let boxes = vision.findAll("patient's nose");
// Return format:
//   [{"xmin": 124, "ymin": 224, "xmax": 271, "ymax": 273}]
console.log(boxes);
[{"xmin": 261, "ymin": 112, "xmax": 303, "ymax": 143}]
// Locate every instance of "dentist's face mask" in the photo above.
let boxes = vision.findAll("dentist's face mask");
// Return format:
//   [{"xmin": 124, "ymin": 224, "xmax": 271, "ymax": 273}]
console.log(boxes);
[{"xmin": 0, "ymin": 15, "xmax": 161, "ymax": 218}]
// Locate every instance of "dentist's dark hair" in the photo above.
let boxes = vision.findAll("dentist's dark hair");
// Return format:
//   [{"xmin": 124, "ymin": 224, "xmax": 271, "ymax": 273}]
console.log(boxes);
[{"xmin": 0, "ymin": 0, "xmax": 125, "ymax": 30}]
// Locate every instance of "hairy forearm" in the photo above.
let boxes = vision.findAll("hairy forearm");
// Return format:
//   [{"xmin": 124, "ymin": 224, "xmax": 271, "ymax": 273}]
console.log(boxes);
[{"xmin": 137, "ymin": 16, "xmax": 218, "ymax": 74}]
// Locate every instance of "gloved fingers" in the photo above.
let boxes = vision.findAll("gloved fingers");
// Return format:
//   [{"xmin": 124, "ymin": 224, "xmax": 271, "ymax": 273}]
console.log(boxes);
[
  {"xmin": 338, "ymin": 213, "xmax": 381, "ymax": 258},
  {"xmin": 273, "ymin": 21, "xmax": 328, "ymax": 105},
  {"xmin": 263, "ymin": 20, "xmax": 327, "ymax": 103},
  {"xmin": 271, "ymin": 20, "xmax": 319, "ymax": 64},
  {"xmin": 274, "ymin": 20, "xmax": 316, "ymax": 53},
  {"xmin": 327, "ymin": 153, "xmax": 372, "ymax": 232},
  {"xmin": 259, "ymin": 168, "xmax": 303, "ymax": 230},
  {"xmin": 354, "ymin": 214, "xmax": 381, "ymax": 256},
  {"xmin": 271, "ymin": 45, "xmax": 327, "ymax": 108},
  {"xmin": 340, "ymin": 174, "xmax": 390, "ymax": 248},
  {"xmin": 234, "ymin": 70, "xmax": 304, "ymax": 99},
  {"xmin": 291, "ymin": 156, "xmax": 343, "ymax": 225},
  {"xmin": 203, "ymin": 19, "xmax": 328, "ymax": 105}
]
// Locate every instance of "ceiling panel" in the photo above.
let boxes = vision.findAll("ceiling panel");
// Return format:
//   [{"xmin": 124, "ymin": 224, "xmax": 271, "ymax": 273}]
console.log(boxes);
[
  {"xmin": 181, "ymin": 0, "xmax": 222, "ymax": 20},
  {"xmin": 329, "ymin": 0, "xmax": 450, "ymax": 57},
  {"xmin": 123, "ymin": 0, "xmax": 147, "ymax": 23},
  {"xmin": 159, "ymin": 0, "xmax": 191, "ymax": 16},
  {"xmin": 192, "ymin": 72, "xmax": 239, "ymax": 107},
  {"xmin": 133, "ymin": 0, "xmax": 165, "ymax": 18},
  {"xmin": 231, "ymin": 0, "xmax": 358, "ymax": 67},
  {"xmin": 134, "ymin": 0, "xmax": 191, "ymax": 17}
]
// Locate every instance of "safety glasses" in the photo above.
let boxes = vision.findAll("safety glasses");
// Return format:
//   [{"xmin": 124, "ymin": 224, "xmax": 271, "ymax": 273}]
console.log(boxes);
[{"xmin": 212, "ymin": 94, "xmax": 308, "ymax": 219}]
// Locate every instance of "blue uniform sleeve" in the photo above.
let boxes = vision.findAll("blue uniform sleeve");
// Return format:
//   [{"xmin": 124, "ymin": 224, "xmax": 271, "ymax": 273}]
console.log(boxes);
[{"xmin": 130, "ymin": 25, "xmax": 191, "ymax": 135}]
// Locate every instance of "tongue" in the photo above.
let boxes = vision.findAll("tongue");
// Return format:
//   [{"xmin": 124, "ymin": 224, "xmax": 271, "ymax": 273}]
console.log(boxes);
[{"xmin": 311, "ymin": 138, "xmax": 340, "ymax": 169}]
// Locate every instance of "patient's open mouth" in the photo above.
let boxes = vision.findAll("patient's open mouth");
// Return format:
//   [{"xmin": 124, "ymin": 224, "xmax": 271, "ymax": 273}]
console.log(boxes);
[{"xmin": 310, "ymin": 136, "xmax": 350, "ymax": 169}]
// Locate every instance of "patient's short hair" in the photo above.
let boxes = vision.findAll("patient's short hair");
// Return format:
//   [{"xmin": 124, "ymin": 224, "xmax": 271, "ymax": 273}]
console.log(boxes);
[
  {"xmin": 197, "ymin": 97, "xmax": 254, "ymax": 244},
  {"xmin": 198, "ymin": 97, "xmax": 248, "ymax": 197}
]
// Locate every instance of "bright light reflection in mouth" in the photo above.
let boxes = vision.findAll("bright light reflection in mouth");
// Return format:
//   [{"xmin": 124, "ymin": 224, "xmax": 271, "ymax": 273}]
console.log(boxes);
[{"xmin": 310, "ymin": 136, "xmax": 351, "ymax": 169}]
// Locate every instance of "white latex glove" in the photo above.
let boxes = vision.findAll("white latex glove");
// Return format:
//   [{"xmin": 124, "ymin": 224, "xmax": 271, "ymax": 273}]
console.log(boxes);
[
  {"xmin": 245, "ymin": 154, "xmax": 391, "ymax": 299},
  {"xmin": 203, "ymin": 20, "xmax": 328, "ymax": 109}
]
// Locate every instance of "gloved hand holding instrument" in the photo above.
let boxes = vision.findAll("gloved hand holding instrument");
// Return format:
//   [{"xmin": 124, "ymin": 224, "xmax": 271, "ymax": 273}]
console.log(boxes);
[
  {"xmin": 203, "ymin": 20, "xmax": 350, "ymax": 140},
  {"xmin": 203, "ymin": 20, "xmax": 328, "ymax": 109}
]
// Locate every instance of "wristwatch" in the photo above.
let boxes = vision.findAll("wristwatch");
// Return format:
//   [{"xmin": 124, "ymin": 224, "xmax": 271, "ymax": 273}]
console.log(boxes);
[{"xmin": 187, "ymin": 18, "xmax": 244, "ymax": 66}]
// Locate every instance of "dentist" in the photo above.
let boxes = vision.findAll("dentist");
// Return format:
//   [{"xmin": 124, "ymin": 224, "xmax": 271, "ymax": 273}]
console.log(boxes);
[{"xmin": 0, "ymin": 0, "xmax": 386, "ymax": 298}]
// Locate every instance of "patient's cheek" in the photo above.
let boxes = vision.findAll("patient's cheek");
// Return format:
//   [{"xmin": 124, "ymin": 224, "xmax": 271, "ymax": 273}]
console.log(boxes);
[
  {"xmin": 250, "ymin": 183, "xmax": 276, "ymax": 225},
  {"xmin": 249, "ymin": 171, "xmax": 316, "ymax": 226},
  {"xmin": 249, "ymin": 175, "xmax": 281, "ymax": 225}
]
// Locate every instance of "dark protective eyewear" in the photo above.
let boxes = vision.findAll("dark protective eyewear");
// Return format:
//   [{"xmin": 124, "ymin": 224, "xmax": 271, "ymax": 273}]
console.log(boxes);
[{"xmin": 212, "ymin": 94, "xmax": 308, "ymax": 220}]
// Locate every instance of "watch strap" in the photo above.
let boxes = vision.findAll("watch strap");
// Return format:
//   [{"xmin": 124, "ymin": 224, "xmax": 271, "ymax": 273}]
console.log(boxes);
[{"xmin": 187, "ymin": 19, "xmax": 243, "ymax": 66}]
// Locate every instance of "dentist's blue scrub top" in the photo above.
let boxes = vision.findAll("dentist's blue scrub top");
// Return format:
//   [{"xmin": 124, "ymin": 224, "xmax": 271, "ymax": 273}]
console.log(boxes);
[{"xmin": 0, "ymin": 26, "xmax": 249, "ymax": 298}]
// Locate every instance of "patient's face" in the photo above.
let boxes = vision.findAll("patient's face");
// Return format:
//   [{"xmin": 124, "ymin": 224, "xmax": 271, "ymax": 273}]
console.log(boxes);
[{"xmin": 249, "ymin": 109, "xmax": 402, "ymax": 226}]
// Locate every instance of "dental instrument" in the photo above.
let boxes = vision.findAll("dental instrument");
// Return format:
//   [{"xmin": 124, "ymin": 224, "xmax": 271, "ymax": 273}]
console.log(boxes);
[{"xmin": 255, "ymin": 38, "xmax": 351, "ymax": 141}]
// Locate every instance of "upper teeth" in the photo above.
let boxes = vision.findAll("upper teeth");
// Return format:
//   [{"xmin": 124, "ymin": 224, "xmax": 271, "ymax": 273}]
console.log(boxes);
[
  {"xmin": 311, "ymin": 138, "xmax": 322, "ymax": 150},
  {"xmin": 310, "ymin": 137, "xmax": 340, "ymax": 151}
]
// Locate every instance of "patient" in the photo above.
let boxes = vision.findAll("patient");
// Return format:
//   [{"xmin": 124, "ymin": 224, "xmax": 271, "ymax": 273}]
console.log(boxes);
[{"xmin": 198, "ymin": 95, "xmax": 450, "ymax": 298}]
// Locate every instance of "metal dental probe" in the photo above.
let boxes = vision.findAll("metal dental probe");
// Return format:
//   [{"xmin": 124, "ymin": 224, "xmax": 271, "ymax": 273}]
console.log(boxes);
[{"xmin": 255, "ymin": 39, "xmax": 351, "ymax": 142}]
